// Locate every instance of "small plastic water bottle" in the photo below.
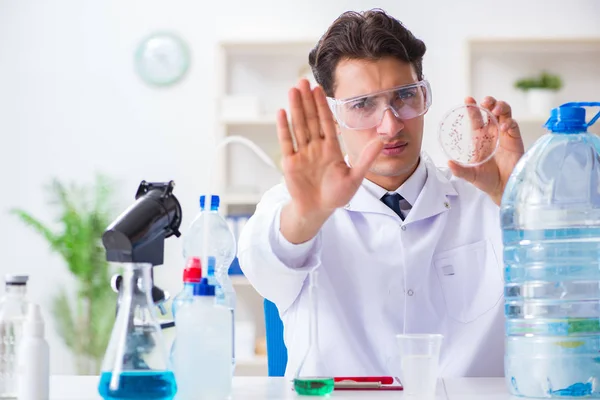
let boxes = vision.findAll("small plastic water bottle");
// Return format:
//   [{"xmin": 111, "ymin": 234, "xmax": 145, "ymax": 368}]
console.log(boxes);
[
  {"xmin": 170, "ymin": 257, "xmax": 201, "ymax": 362},
  {"xmin": 182, "ymin": 195, "xmax": 237, "ymax": 368},
  {"xmin": 502, "ymin": 102, "xmax": 600, "ymax": 398},
  {"xmin": 171, "ymin": 257, "xmax": 202, "ymax": 317}
]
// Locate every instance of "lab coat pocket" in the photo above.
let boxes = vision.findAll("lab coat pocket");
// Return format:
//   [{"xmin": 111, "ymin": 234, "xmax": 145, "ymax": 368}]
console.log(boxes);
[{"xmin": 433, "ymin": 239, "xmax": 503, "ymax": 324}]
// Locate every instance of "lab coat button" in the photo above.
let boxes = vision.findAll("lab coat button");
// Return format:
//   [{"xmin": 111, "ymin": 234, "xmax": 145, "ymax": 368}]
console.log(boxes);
[
  {"xmin": 401, "ymin": 225, "xmax": 407, "ymax": 231},
  {"xmin": 444, "ymin": 201, "xmax": 450, "ymax": 209},
  {"xmin": 407, "ymin": 289, "xmax": 414, "ymax": 296}
]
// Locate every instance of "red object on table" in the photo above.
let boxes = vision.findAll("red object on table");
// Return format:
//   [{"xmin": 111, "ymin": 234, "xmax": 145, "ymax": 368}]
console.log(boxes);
[{"xmin": 333, "ymin": 376, "xmax": 403, "ymax": 391}]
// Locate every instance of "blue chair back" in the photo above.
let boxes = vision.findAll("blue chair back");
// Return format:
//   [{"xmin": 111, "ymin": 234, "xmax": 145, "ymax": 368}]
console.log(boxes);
[{"xmin": 263, "ymin": 298, "xmax": 288, "ymax": 376}]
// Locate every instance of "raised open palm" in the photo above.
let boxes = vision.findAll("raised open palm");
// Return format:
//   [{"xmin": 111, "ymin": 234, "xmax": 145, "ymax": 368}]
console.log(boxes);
[{"xmin": 276, "ymin": 79, "xmax": 383, "ymax": 218}]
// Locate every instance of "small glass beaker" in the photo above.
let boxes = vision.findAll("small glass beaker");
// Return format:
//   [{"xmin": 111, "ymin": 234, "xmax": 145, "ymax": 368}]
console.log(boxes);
[
  {"xmin": 294, "ymin": 270, "xmax": 334, "ymax": 396},
  {"xmin": 98, "ymin": 263, "xmax": 177, "ymax": 400},
  {"xmin": 438, "ymin": 103, "xmax": 500, "ymax": 167},
  {"xmin": 396, "ymin": 333, "xmax": 443, "ymax": 399}
]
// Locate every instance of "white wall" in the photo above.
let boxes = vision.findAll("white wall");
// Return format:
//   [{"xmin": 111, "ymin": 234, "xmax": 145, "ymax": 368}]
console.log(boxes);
[{"xmin": 1, "ymin": 0, "xmax": 599, "ymax": 374}]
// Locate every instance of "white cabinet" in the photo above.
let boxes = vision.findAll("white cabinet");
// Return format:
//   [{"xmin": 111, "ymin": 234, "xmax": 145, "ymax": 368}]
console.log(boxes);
[
  {"xmin": 215, "ymin": 38, "xmax": 318, "ymax": 375},
  {"xmin": 465, "ymin": 37, "xmax": 600, "ymax": 149}
]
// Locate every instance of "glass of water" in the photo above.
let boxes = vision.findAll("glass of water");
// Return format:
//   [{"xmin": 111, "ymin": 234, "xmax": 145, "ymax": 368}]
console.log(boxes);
[{"xmin": 396, "ymin": 333, "xmax": 443, "ymax": 399}]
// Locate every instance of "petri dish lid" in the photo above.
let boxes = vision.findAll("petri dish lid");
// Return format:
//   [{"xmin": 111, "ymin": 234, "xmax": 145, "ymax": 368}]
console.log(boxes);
[{"xmin": 438, "ymin": 103, "xmax": 500, "ymax": 167}]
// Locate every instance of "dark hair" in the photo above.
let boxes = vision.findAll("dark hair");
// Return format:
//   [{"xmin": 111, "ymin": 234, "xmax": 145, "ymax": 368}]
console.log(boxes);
[{"xmin": 308, "ymin": 9, "xmax": 426, "ymax": 97}]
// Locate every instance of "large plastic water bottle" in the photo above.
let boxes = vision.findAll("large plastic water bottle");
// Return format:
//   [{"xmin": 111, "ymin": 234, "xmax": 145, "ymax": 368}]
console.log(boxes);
[
  {"xmin": 502, "ymin": 102, "xmax": 600, "ymax": 398},
  {"xmin": 182, "ymin": 194, "xmax": 237, "ymax": 368},
  {"xmin": 172, "ymin": 278, "xmax": 232, "ymax": 400}
]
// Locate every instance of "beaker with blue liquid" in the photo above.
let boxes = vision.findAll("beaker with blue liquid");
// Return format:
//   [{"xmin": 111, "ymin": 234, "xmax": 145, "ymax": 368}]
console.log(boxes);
[{"xmin": 98, "ymin": 263, "xmax": 177, "ymax": 400}]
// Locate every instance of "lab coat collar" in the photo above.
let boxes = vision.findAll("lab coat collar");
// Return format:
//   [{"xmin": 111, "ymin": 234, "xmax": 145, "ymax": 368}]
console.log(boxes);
[
  {"xmin": 361, "ymin": 157, "xmax": 427, "ymax": 207},
  {"xmin": 344, "ymin": 153, "xmax": 459, "ymax": 223}
]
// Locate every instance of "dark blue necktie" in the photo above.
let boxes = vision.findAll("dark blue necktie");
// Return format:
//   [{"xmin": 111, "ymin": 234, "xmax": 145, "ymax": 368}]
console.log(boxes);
[{"xmin": 381, "ymin": 192, "xmax": 405, "ymax": 220}]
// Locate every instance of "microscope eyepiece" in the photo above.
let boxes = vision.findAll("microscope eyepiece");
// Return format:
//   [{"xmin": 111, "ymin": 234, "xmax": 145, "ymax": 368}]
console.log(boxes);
[{"xmin": 102, "ymin": 180, "xmax": 182, "ymax": 266}]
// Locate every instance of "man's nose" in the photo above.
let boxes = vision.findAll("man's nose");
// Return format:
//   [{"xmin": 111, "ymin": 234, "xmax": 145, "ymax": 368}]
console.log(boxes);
[{"xmin": 377, "ymin": 107, "xmax": 404, "ymax": 137}]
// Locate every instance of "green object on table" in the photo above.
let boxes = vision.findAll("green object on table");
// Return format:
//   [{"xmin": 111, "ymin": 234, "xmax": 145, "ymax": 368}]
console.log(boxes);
[
  {"xmin": 568, "ymin": 319, "xmax": 600, "ymax": 334},
  {"xmin": 293, "ymin": 377, "xmax": 334, "ymax": 396}
]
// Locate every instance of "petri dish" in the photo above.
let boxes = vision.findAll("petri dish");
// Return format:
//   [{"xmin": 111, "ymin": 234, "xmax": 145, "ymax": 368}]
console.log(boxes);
[{"xmin": 438, "ymin": 103, "xmax": 500, "ymax": 167}]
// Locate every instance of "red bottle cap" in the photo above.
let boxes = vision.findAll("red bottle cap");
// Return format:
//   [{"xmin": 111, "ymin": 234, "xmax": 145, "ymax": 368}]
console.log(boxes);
[{"xmin": 183, "ymin": 257, "xmax": 202, "ymax": 283}]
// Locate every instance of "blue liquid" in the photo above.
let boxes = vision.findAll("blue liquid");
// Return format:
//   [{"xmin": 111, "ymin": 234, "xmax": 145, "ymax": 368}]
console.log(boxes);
[
  {"xmin": 98, "ymin": 371, "xmax": 177, "ymax": 400},
  {"xmin": 504, "ymin": 228, "xmax": 600, "ymax": 398}
]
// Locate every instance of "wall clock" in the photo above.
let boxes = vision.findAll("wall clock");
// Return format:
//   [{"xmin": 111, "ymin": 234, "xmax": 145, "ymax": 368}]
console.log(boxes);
[{"xmin": 135, "ymin": 32, "xmax": 190, "ymax": 87}]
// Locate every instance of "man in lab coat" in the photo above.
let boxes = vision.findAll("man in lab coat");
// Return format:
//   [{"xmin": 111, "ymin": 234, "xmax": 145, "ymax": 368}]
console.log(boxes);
[{"xmin": 238, "ymin": 9, "xmax": 524, "ymax": 378}]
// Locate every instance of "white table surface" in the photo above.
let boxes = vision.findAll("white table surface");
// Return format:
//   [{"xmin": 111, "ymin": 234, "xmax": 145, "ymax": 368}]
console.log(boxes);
[{"xmin": 50, "ymin": 376, "xmax": 519, "ymax": 399}]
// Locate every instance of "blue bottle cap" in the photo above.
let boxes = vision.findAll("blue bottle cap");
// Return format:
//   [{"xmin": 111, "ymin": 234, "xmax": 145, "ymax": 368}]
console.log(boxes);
[
  {"xmin": 199, "ymin": 195, "xmax": 220, "ymax": 211},
  {"xmin": 210, "ymin": 195, "xmax": 220, "ymax": 211},
  {"xmin": 545, "ymin": 104, "xmax": 588, "ymax": 134},
  {"xmin": 193, "ymin": 278, "xmax": 215, "ymax": 296}
]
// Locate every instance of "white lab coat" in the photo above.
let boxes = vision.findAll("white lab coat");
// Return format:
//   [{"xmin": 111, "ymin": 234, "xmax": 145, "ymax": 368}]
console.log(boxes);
[{"xmin": 238, "ymin": 153, "xmax": 505, "ymax": 378}]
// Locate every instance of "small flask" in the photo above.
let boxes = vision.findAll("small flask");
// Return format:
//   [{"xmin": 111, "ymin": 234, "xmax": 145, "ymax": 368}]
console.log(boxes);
[
  {"xmin": 293, "ymin": 270, "xmax": 334, "ymax": 396},
  {"xmin": 98, "ymin": 263, "xmax": 177, "ymax": 400}
]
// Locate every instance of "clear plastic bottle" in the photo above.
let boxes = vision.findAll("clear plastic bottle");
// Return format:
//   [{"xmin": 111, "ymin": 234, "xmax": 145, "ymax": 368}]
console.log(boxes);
[
  {"xmin": 169, "ymin": 257, "xmax": 201, "ymax": 363},
  {"xmin": 0, "ymin": 274, "xmax": 29, "ymax": 399},
  {"xmin": 98, "ymin": 263, "xmax": 177, "ymax": 400},
  {"xmin": 173, "ymin": 277, "xmax": 232, "ymax": 400},
  {"xmin": 171, "ymin": 257, "xmax": 202, "ymax": 317},
  {"xmin": 182, "ymin": 195, "xmax": 237, "ymax": 368},
  {"xmin": 294, "ymin": 270, "xmax": 334, "ymax": 396},
  {"xmin": 502, "ymin": 103, "xmax": 600, "ymax": 398}
]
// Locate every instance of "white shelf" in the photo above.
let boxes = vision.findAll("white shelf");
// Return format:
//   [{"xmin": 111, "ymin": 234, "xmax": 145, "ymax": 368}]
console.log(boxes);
[
  {"xmin": 220, "ymin": 116, "xmax": 278, "ymax": 126},
  {"xmin": 467, "ymin": 37, "xmax": 600, "ymax": 54},
  {"xmin": 219, "ymin": 39, "xmax": 316, "ymax": 56},
  {"xmin": 222, "ymin": 192, "xmax": 263, "ymax": 205},
  {"xmin": 216, "ymin": 39, "xmax": 313, "ymax": 377}
]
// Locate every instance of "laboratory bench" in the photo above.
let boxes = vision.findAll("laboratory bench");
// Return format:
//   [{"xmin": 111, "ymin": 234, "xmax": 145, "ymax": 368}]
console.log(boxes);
[{"xmin": 50, "ymin": 375, "xmax": 517, "ymax": 399}]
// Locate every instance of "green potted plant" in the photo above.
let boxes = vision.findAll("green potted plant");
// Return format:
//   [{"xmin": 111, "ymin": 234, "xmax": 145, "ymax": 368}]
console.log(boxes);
[
  {"xmin": 515, "ymin": 71, "xmax": 563, "ymax": 117},
  {"xmin": 10, "ymin": 175, "xmax": 118, "ymax": 374}
]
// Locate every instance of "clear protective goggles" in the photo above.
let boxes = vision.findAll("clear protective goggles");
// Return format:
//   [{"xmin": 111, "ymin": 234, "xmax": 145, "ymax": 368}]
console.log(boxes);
[{"xmin": 327, "ymin": 80, "xmax": 432, "ymax": 130}]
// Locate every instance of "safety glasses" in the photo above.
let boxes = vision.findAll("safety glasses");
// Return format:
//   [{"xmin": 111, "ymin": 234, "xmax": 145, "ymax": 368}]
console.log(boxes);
[{"xmin": 327, "ymin": 80, "xmax": 432, "ymax": 130}]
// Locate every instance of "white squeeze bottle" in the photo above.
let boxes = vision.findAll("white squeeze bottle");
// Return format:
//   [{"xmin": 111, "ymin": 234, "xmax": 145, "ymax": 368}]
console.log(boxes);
[{"xmin": 17, "ymin": 304, "xmax": 49, "ymax": 400}]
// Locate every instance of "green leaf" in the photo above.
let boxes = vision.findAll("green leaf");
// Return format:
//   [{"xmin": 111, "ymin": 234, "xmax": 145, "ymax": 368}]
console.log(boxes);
[
  {"xmin": 9, "ymin": 209, "xmax": 60, "ymax": 250},
  {"xmin": 514, "ymin": 71, "xmax": 563, "ymax": 91},
  {"xmin": 12, "ymin": 174, "xmax": 121, "ymax": 371}
]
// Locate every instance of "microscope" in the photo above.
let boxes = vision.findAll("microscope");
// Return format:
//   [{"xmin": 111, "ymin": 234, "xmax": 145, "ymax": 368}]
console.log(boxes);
[{"xmin": 102, "ymin": 180, "xmax": 182, "ymax": 330}]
